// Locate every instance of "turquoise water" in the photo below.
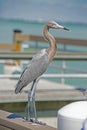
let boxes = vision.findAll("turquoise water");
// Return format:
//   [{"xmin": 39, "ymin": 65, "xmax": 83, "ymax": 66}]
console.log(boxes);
[
  {"xmin": 0, "ymin": 18, "xmax": 87, "ymax": 42},
  {"xmin": 0, "ymin": 18, "xmax": 87, "ymax": 89}
]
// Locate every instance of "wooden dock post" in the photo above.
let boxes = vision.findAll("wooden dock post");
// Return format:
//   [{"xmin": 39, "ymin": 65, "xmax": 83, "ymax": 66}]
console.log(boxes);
[
  {"xmin": 13, "ymin": 29, "xmax": 22, "ymax": 52},
  {"xmin": 13, "ymin": 30, "xmax": 22, "ymax": 65},
  {"xmin": 0, "ymin": 110, "xmax": 57, "ymax": 130}
]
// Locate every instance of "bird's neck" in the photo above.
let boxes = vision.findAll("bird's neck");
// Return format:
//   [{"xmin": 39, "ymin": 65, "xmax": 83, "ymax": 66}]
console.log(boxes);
[{"xmin": 43, "ymin": 25, "xmax": 57, "ymax": 63}]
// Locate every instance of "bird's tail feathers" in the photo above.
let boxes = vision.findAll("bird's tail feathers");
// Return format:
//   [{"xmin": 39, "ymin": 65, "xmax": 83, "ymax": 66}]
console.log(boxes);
[{"xmin": 15, "ymin": 81, "xmax": 24, "ymax": 94}]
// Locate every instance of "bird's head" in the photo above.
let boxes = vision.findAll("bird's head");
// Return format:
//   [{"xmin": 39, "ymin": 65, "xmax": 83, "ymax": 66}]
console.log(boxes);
[{"xmin": 47, "ymin": 21, "xmax": 69, "ymax": 31}]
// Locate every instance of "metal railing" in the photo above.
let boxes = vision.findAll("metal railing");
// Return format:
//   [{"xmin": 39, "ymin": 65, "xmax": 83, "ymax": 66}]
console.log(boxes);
[{"xmin": 0, "ymin": 74, "xmax": 87, "ymax": 79}]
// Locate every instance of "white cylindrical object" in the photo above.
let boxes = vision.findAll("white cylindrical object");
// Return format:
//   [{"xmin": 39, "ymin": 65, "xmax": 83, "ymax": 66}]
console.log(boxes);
[{"xmin": 58, "ymin": 101, "xmax": 87, "ymax": 130}]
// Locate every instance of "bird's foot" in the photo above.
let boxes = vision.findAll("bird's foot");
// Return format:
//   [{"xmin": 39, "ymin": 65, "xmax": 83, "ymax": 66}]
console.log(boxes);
[{"xmin": 30, "ymin": 118, "xmax": 46, "ymax": 125}]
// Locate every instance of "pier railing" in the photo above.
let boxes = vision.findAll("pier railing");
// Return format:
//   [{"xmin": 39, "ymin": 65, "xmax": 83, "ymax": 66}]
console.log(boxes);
[
  {"xmin": 0, "ymin": 51, "xmax": 87, "ymax": 60},
  {"xmin": 0, "ymin": 30, "xmax": 87, "ymax": 52},
  {"xmin": 0, "ymin": 31, "xmax": 87, "ymax": 87},
  {"xmin": 0, "ymin": 52, "xmax": 87, "ymax": 85},
  {"xmin": 14, "ymin": 32, "xmax": 87, "ymax": 46}
]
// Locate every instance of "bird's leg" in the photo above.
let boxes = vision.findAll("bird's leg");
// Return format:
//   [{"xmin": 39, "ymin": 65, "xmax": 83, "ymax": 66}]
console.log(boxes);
[
  {"xmin": 26, "ymin": 81, "xmax": 35, "ymax": 121},
  {"xmin": 32, "ymin": 90, "xmax": 37, "ymax": 122},
  {"xmin": 26, "ymin": 90, "xmax": 31, "ymax": 121},
  {"xmin": 31, "ymin": 78, "xmax": 46, "ymax": 125},
  {"xmin": 26, "ymin": 78, "xmax": 46, "ymax": 125},
  {"xmin": 30, "ymin": 78, "xmax": 40, "ymax": 122}
]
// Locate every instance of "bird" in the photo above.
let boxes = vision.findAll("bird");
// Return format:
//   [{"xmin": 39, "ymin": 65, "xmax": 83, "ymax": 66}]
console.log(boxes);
[{"xmin": 15, "ymin": 21, "xmax": 69, "ymax": 124}]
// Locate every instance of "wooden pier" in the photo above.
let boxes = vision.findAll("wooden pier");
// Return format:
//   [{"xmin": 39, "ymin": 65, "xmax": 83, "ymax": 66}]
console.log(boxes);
[
  {"xmin": 0, "ymin": 78, "xmax": 86, "ymax": 103},
  {"xmin": 0, "ymin": 30, "xmax": 87, "ymax": 129},
  {"xmin": 0, "ymin": 110, "xmax": 57, "ymax": 130}
]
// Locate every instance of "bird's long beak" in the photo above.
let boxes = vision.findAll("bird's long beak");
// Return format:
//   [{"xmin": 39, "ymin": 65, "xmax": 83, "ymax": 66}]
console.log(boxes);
[
  {"xmin": 63, "ymin": 27, "xmax": 69, "ymax": 31},
  {"xmin": 56, "ymin": 23, "xmax": 69, "ymax": 31}
]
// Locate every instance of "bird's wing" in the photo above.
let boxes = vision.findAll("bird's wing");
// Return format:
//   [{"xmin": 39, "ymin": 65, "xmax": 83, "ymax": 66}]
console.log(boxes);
[{"xmin": 15, "ymin": 49, "xmax": 49, "ymax": 93}]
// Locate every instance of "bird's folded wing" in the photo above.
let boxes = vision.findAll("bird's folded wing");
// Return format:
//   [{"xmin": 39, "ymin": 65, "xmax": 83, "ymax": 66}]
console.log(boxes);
[{"xmin": 15, "ymin": 51, "xmax": 48, "ymax": 93}]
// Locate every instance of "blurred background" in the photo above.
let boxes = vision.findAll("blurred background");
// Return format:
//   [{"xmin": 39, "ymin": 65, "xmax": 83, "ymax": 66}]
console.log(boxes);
[{"xmin": 0, "ymin": 0, "xmax": 87, "ymax": 128}]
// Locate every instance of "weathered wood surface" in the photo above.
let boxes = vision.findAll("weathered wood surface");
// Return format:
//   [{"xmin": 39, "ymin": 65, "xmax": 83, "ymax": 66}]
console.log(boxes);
[
  {"xmin": 15, "ymin": 34, "xmax": 87, "ymax": 46},
  {"xmin": 0, "ymin": 110, "xmax": 57, "ymax": 130},
  {"xmin": 0, "ymin": 78, "xmax": 86, "ymax": 103},
  {"xmin": 0, "ymin": 51, "xmax": 87, "ymax": 60},
  {"xmin": 0, "ymin": 44, "xmax": 14, "ymax": 50},
  {"xmin": 0, "ymin": 34, "xmax": 87, "ymax": 51}
]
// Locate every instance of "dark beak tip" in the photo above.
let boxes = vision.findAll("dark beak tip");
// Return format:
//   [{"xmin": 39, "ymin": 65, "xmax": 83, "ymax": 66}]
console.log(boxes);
[{"xmin": 64, "ymin": 27, "xmax": 69, "ymax": 31}]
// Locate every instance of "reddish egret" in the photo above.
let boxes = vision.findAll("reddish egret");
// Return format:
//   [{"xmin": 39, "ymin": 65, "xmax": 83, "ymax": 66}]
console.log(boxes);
[{"xmin": 15, "ymin": 21, "xmax": 69, "ymax": 124}]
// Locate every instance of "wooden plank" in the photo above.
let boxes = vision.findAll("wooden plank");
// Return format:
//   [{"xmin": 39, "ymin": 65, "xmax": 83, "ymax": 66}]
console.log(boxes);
[
  {"xmin": 0, "ymin": 125, "xmax": 11, "ymax": 130},
  {"xmin": 0, "ymin": 50, "xmax": 87, "ymax": 55},
  {"xmin": 0, "ymin": 35, "xmax": 87, "ymax": 52},
  {"xmin": 0, "ymin": 52, "xmax": 87, "ymax": 60},
  {"xmin": 0, "ymin": 110, "xmax": 57, "ymax": 130},
  {"xmin": 14, "ymin": 33, "xmax": 30, "ymax": 41},
  {"xmin": 26, "ymin": 35, "xmax": 87, "ymax": 46},
  {"xmin": 0, "ymin": 44, "xmax": 14, "ymax": 50},
  {"xmin": 0, "ymin": 78, "xmax": 86, "ymax": 103},
  {"xmin": 14, "ymin": 34, "xmax": 87, "ymax": 46},
  {"xmin": 56, "ymin": 37, "xmax": 87, "ymax": 46},
  {"xmin": 30, "ymin": 35, "xmax": 87, "ymax": 46}
]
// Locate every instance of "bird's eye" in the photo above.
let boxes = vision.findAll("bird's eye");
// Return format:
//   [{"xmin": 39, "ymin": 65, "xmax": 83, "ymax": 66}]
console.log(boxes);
[{"xmin": 52, "ymin": 24, "xmax": 55, "ymax": 27}]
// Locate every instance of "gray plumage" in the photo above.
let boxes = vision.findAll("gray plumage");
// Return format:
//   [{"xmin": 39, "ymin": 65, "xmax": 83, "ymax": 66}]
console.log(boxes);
[
  {"xmin": 15, "ymin": 49, "xmax": 49, "ymax": 94},
  {"xmin": 15, "ymin": 21, "xmax": 69, "ymax": 123},
  {"xmin": 15, "ymin": 21, "xmax": 69, "ymax": 95}
]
